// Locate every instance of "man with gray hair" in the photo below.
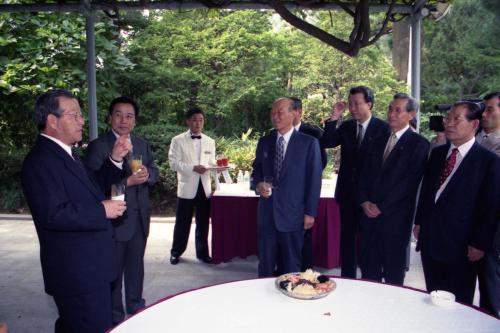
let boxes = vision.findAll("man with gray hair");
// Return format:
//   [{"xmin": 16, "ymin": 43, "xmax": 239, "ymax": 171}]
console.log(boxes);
[
  {"xmin": 358, "ymin": 93, "xmax": 429, "ymax": 285},
  {"xmin": 21, "ymin": 89, "xmax": 131, "ymax": 333}
]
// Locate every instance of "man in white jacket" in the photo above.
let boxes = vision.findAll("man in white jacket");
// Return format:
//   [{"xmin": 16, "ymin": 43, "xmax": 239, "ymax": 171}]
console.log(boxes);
[{"xmin": 168, "ymin": 107, "xmax": 216, "ymax": 265}]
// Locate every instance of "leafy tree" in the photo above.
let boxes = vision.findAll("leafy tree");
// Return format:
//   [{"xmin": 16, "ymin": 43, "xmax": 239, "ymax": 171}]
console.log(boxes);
[{"xmin": 421, "ymin": 0, "xmax": 500, "ymax": 114}]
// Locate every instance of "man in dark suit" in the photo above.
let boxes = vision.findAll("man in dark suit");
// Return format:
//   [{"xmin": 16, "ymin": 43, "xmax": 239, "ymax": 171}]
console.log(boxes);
[
  {"xmin": 414, "ymin": 101, "xmax": 500, "ymax": 305},
  {"xmin": 251, "ymin": 97, "xmax": 322, "ymax": 277},
  {"xmin": 475, "ymin": 91, "xmax": 500, "ymax": 316},
  {"xmin": 84, "ymin": 96, "xmax": 159, "ymax": 325},
  {"xmin": 291, "ymin": 97, "xmax": 327, "ymax": 271},
  {"xmin": 21, "ymin": 89, "xmax": 130, "ymax": 333},
  {"xmin": 358, "ymin": 93, "xmax": 429, "ymax": 285},
  {"xmin": 320, "ymin": 86, "xmax": 390, "ymax": 278}
]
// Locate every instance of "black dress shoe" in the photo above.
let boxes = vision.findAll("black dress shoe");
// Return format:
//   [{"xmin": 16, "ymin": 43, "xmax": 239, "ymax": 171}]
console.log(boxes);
[
  {"xmin": 197, "ymin": 256, "xmax": 212, "ymax": 264},
  {"xmin": 170, "ymin": 256, "xmax": 179, "ymax": 265}
]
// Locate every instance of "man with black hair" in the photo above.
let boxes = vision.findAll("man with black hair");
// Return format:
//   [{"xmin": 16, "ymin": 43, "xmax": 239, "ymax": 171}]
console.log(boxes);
[
  {"xmin": 414, "ymin": 101, "xmax": 500, "ymax": 305},
  {"xmin": 320, "ymin": 86, "xmax": 390, "ymax": 278},
  {"xmin": 85, "ymin": 96, "xmax": 159, "ymax": 325},
  {"xmin": 358, "ymin": 93, "xmax": 429, "ymax": 285},
  {"xmin": 288, "ymin": 97, "xmax": 327, "ymax": 271},
  {"xmin": 476, "ymin": 91, "xmax": 500, "ymax": 317},
  {"xmin": 169, "ymin": 107, "xmax": 216, "ymax": 265},
  {"xmin": 476, "ymin": 91, "xmax": 500, "ymax": 156},
  {"xmin": 22, "ymin": 89, "xmax": 130, "ymax": 333}
]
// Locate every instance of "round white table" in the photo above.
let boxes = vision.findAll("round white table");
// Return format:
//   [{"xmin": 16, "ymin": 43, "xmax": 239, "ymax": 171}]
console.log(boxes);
[{"xmin": 110, "ymin": 278, "xmax": 499, "ymax": 333}]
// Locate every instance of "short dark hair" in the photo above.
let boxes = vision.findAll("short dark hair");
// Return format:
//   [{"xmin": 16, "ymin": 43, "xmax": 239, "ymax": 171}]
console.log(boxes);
[
  {"xmin": 34, "ymin": 89, "xmax": 76, "ymax": 131},
  {"xmin": 349, "ymin": 86, "xmax": 374, "ymax": 109},
  {"xmin": 186, "ymin": 107, "xmax": 204, "ymax": 119},
  {"xmin": 393, "ymin": 92, "xmax": 419, "ymax": 112},
  {"xmin": 483, "ymin": 91, "xmax": 500, "ymax": 104},
  {"xmin": 452, "ymin": 101, "xmax": 482, "ymax": 121},
  {"xmin": 290, "ymin": 97, "xmax": 302, "ymax": 111},
  {"xmin": 108, "ymin": 96, "xmax": 139, "ymax": 117}
]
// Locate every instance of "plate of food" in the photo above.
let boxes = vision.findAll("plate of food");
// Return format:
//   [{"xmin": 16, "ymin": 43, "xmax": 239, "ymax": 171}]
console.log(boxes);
[{"xmin": 275, "ymin": 269, "xmax": 336, "ymax": 300}]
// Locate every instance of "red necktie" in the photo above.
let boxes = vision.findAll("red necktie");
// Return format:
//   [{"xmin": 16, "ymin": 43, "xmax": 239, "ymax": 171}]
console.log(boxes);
[{"xmin": 439, "ymin": 148, "xmax": 459, "ymax": 186}]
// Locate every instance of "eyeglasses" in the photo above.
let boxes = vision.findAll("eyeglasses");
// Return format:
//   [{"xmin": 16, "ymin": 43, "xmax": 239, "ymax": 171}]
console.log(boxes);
[{"xmin": 61, "ymin": 112, "xmax": 84, "ymax": 121}]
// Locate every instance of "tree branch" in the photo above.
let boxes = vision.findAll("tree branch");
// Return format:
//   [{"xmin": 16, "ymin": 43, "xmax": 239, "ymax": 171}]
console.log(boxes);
[{"xmin": 269, "ymin": 0, "xmax": 358, "ymax": 56}]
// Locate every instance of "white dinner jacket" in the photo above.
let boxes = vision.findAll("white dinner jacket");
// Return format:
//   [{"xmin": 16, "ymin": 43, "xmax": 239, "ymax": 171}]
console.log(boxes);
[{"xmin": 168, "ymin": 130, "xmax": 216, "ymax": 199}]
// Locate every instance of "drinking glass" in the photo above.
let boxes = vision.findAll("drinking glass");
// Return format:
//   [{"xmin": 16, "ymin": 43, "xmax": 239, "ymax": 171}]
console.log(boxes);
[
  {"xmin": 111, "ymin": 183, "xmax": 126, "ymax": 201},
  {"xmin": 130, "ymin": 153, "xmax": 142, "ymax": 173}
]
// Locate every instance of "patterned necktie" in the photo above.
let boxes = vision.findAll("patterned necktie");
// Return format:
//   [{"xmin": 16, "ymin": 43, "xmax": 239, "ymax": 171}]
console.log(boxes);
[
  {"xmin": 275, "ymin": 136, "xmax": 285, "ymax": 179},
  {"xmin": 383, "ymin": 133, "xmax": 398, "ymax": 162},
  {"xmin": 356, "ymin": 123, "xmax": 364, "ymax": 148},
  {"xmin": 439, "ymin": 148, "xmax": 459, "ymax": 186}
]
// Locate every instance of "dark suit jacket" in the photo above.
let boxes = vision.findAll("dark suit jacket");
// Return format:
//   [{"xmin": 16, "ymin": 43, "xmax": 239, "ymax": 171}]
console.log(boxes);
[
  {"xmin": 251, "ymin": 130, "xmax": 322, "ymax": 233},
  {"xmin": 415, "ymin": 142, "xmax": 500, "ymax": 263},
  {"xmin": 358, "ymin": 129, "xmax": 429, "ymax": 259},
  {"xmin": 320, "ymin": 117, "xmax": 390, "ymax": 204},
  {"xmin": 84, "ymin": 131, "xmax": 159, "ymax": 241},
  {"xmin": 21, "ymin": 135, "xmax": 123, "ymax": 297},
  {"xmin": 298, "ymin": 122, "xmax": 328, "ymax": 170}
]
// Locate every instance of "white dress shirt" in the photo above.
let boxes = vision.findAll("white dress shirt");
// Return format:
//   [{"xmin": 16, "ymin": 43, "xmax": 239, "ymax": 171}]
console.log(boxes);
[
  {"xmin": 276, "ymin": 127, "xmax": 295, "ymax": 157},
  {"xmin": 357, "ymin": 115, "xmax": 372, "ymax": 141},
  {"xmin": 435, "ymin": 136, "xmax": 476, "ymax": 201}
]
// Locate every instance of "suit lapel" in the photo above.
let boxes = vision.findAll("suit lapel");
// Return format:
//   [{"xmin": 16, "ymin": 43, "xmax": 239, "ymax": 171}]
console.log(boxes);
[
  {"xmin": 382, "ymin": 129, "xmax": 411, "ymax": 170},
  {"xmin": 437, "ymin": 143, "xmax": 480, "ymax": 201},
  {"xmin": 40, "ymin": 137, "xmax": 103, "ymax": 200}
]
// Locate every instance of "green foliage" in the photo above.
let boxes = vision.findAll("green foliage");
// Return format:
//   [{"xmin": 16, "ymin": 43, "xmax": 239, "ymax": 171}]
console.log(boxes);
[
  {"xmin": 284, "ymin": 11, "xmax": 406, "ymax": 124},
  {"xmin": 421, "ymin": 0, "xmax": 500, "ymax": 115}
]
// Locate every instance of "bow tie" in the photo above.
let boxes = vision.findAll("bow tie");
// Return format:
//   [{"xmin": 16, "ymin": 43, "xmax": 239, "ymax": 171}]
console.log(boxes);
[{"xmin": 191, "ymin": 135, "xmax": 202, "ymax": 140}]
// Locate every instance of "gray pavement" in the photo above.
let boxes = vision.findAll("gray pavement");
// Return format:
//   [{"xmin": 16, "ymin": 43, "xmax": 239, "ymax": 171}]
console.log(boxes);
[{"xmin": 0, "ymin": 215, "xmax": 474, "ymax": 333}]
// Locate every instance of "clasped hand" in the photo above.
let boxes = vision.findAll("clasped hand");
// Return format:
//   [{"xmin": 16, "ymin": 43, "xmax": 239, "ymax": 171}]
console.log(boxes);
[
  {"xmin": 127, "ymin": 165, "xmax": 149, "ymax": 186},
  {"xmin": 361, "ymin": 201, "xmax": 382, "ymax": 218}
]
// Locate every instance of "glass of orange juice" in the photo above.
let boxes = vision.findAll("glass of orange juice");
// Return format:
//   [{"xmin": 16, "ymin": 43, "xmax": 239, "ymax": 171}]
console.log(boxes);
[{"xmin": 130, "ymin": 153, "xmax": 142, "ymax": 173}]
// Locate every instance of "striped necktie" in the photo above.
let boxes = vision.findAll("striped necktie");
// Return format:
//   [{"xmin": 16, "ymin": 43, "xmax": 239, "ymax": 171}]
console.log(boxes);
[{"xmin": 275, "ymin": 136, "xmax": 285, "ymax": 179}]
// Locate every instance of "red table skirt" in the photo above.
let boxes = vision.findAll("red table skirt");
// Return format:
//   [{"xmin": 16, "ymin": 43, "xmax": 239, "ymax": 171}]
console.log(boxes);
[{"xmin": 210, "ymin": 196, "xmax": 340, "ymax": 269}]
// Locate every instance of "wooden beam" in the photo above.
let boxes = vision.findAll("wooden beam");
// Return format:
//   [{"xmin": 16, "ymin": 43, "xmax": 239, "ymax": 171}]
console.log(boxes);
[{"xmin": 0, "ymin": 1, "xmax": 414, "ymax": 14}]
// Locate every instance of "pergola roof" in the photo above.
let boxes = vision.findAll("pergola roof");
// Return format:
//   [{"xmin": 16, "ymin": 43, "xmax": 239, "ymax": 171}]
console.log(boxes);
[{"xmin": 0, "ymin": 1, "xmax": 443, "ymax": 14}]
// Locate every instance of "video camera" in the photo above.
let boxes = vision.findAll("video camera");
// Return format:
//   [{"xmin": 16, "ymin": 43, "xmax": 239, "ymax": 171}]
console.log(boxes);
[{"xmin": 430, "ymin": 98, "xmax": 485, "ymax": 132}]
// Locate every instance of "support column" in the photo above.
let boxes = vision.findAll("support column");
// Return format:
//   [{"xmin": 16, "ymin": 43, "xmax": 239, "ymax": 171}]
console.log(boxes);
[
  {"xmin": 84, "ymin": 2, "xmax": 98, "ymax": 141},
  {"xmin": 410, "ymin": 14, "xmax": 422, "ymax": 132}
]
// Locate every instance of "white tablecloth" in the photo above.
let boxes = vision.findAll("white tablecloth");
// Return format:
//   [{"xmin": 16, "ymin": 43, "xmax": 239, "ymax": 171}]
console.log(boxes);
[
  {"xmin": 111, "ymin": 278, "xmax": 499, "ymax": 333},
  {"xmin": 213, "ymin": 176, "xmax": 337, "ymax": 198}
]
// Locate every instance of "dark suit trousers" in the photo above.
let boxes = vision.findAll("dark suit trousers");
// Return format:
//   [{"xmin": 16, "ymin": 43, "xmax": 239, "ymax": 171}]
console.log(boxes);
[
  {"xmin": 171, "ymin": 180, "xmax": 210, "ymax": 258},
  {"xmin": 478, "ymin": 253, "xmax": 500, "ymax": 317},
  {"xmin": 54, "ymin": 284, "xmax": 112, "ymax": 333},
  {"xmin": 359, "ymin": 220, "xmax": 406, "ymax": 285},
  {"xmin": 339, "ymin": 198, "xmax": 360, "ymax": 278},
  {"xmin": 112, "ymin": 210, "xmax": 146, "ymax": 324},
  {"xmin": 258, "ymin": 221, "xmax": 303, "ymax": 278},
  {"xmin": 274, "ymin": 228, "xmax": 313, "ymax": 276},
  {"xmin": 421, "ymin": 251, "xmax": 478, "ymax": 305},
  {"xmin": 301, "ymin": 229, "xmax": 314, "ymax": 271}
]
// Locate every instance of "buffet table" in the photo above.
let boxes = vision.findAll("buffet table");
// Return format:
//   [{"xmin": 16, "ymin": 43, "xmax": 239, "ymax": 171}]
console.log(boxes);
[
  {"xmin": 110, "ymin": 278, "xmax": 499, "ymax": 333},
  {"xmin": 210, "ymin": 179, "xmax": 340, "ymax": 268}
]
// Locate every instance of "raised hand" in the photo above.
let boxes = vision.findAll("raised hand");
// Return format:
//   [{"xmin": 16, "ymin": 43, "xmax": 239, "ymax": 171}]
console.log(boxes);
[{"xmin": 111, "ymin": 135, "xmax": 132, "ymax": 162}]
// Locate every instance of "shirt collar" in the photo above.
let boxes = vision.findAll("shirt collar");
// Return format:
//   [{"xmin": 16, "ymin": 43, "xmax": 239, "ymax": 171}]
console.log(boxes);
[
  {"xmin": 277, "ymin": 127, "xmax": 295, "ymax": 143},
  {"xmin": 357, "ymin": 115, "xmax": 372, "ymax": 130},
  {"xmin": 393, "ymin": 125, "xmax": 410, "ymax": 139},
  {"xmin": 111, "ymin": 129, "xmax": 131, "ymax": 141},
  {"xmin": 294, "ymin": 121, "xmax": 301, "ymax": 131},
  {"xmin": 450, "ymin": 136, "xmax": 476, "ymax": 157},
  {"xmin": 41, "ymin": 133, "xmax": 73, "ymax": 157}
]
